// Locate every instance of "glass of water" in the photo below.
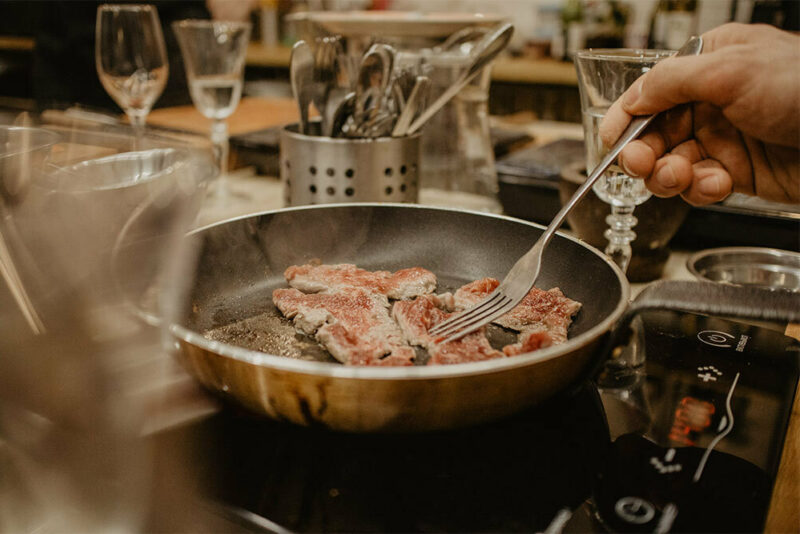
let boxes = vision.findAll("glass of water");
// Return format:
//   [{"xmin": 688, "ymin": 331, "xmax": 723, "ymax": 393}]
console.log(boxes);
[
  {"xmin": 173, "ymin": 19, "xmax": 251, "ymax": 200},
  {"xmin": 574, "ymin": 48, "xmax": 673, "ymax": 273},
  {"xmin": 95, "ymin": 4, "xmax": 169, "ymax": 139}
]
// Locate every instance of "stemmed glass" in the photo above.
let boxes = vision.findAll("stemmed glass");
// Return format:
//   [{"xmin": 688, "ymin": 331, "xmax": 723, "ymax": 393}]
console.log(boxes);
[
  {"xmin": 574, "ymin": 49, "xmax": 673, "ymax": 273},
  {"xmin": 95, "ymin": 4, "xmax": 168, "ymax": 138},
  {"xmin": 173, "ymin": 19, "xmax": 251, "ymax": 200}
]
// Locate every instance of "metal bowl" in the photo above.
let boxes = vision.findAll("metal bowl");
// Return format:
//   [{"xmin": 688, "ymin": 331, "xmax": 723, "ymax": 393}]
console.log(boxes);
[{"xmin": 687, "ymin": 247, "xmax": 800, "ymax": 292}]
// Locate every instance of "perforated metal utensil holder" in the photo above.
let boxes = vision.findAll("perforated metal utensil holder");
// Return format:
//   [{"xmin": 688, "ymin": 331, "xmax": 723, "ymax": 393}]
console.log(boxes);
[{"xmin": 280, "ymin": 123, "xmax": 421, "ymax": 206}]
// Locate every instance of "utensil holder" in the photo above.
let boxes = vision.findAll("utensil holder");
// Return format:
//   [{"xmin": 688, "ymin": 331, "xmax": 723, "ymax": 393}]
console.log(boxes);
[{"xmin": 280, "ymin": 122, "xmax": 421, "ymax": 206}]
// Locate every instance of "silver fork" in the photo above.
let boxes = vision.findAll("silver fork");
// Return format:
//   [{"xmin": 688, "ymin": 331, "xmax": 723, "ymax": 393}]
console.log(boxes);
[{"xmin": 430, "ymin": 36, "xmax": 704, "ymax": 344}]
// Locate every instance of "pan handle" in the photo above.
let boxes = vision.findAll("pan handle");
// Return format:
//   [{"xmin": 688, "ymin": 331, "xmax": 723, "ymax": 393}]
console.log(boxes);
[
  {"xmin": 599, "ymin": 280, "xmax": 800, "ymax": 387},
  {"xmin": 625, "ymin": 280, "xmax": 800, "ymax": 325}
]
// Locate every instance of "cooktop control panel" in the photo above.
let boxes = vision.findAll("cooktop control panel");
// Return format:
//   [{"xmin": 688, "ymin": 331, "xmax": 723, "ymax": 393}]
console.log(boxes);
[{"xmin": 573, "ymin": 311, "xmax": 799, "ymax": 533}]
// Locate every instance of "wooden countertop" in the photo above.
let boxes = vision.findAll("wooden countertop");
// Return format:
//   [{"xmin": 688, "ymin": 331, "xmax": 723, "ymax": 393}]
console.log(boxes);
[
  {"xmin": 146, "ymin": 96, "xmax": 299, "ymax": 135},
  {"xmin": 246, "ymin": 43, "xmax": 577, "ymax": 86}
]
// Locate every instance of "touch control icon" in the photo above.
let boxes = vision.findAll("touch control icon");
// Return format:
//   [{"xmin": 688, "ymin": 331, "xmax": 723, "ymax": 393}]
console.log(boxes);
[
  {"xmin": 615, "ymin": 497, "xmax": 655, "ymax": 524},
  {"xmin": 697, "ymin": 330, "xmax": 735, "ymax": 348},
  {"xmin": 650, "ymin": 448, "xmax": 682, "ymax": 474},
  {"xmin": 697, "ymin": 365, "xmax": 723, "ymax": 382}
]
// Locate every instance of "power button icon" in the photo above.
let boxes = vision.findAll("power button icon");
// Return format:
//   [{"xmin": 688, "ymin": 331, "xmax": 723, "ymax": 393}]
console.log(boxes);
[{"xmin": 615, "ymin": 496, "xmax": 655, "ymax": 524}]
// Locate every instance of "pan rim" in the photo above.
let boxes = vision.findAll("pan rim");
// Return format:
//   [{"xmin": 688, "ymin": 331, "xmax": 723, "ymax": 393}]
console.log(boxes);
[{"xmin": 172, "ymin": 203, "xmax": 631, "ymax": 380}]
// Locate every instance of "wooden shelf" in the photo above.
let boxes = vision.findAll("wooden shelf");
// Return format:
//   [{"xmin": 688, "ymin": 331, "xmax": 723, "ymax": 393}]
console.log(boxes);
[
  {"xmin": 0, "ymin": 36, "xmax": 35, "ymax": 51},
  {"xmin": 246, "ymin": 43, "xmax": 577, "ymax": 86},
  {"xmin": 492, "ymin": 57, "xmax": 576, "ymax": 86},
  {"xmin": 246, "ymin": 43, "xmax": 292, "ymax": 68}
]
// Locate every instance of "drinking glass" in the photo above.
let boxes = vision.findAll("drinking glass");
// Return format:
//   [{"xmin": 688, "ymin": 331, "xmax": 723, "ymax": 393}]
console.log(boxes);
[
  {"xmin": 173, "ymin": 19, "xmax": 251, "ymax": 200},
  {"xmin": 95, "ymin": 4, "xmax": 169, "ymax": 137},
  {"xmin": 574, "ymin": 48, "xmax": 673, "ymax": 273}
]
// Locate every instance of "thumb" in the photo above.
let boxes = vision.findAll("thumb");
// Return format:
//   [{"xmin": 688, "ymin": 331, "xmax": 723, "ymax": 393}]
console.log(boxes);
[{"xmin": 620, "ymin": 52, "xmax": 736, "ymax": 116}]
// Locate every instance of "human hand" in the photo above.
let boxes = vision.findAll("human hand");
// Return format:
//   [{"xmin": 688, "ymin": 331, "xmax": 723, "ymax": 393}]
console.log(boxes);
[{"xmin": 599, "ymin": 23, "xmax": 800, "ymax": 206}]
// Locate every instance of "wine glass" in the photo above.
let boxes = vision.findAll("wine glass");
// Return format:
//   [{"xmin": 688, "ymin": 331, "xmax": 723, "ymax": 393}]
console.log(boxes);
[
  {"xmin": 172, "ymin": 19, "xmax": 251, "ymax": 200},
  {"xmin": 574, "ymin": 48, "xmax": 673, "ymax": 273},
  {"xmin": 95, "ymin": 4, "xmax": 169, "ymax": 138}
]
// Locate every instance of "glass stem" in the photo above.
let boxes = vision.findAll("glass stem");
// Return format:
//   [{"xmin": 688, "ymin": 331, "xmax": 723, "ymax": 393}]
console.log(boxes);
[
  {"xmin": 128, "ymin": 111, "xmax": 147, "ymax": 151},
  {"xmin": 604, "ymin": 204, "xmax": 637, "ymax": 273},
  {"xmin": 210, "ymin": 119, "xmax": 229, "ymax": 198}
]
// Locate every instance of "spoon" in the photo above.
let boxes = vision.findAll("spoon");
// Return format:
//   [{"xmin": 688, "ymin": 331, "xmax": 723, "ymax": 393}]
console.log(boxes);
[
  {"xmin": 311, "ymin": 37, "xmax": 337, "ymax": 136},
  {"xmin": 405, "ymin": 22, "xmax": 513, "ymax": 136},
  {"xmin": 330, "ymin": 91, "xmax": 356, "ymax": 138},
  {"xmin": 290, "ymin": 40, "xmax": 314, "ymax": 135},
  {"xmin": 354, "ymin": 43, "xmax": 395, "ymax": 130},
  {"xmin": 392, "ymin": 75, "xmax": 430, "ymax": 137}
]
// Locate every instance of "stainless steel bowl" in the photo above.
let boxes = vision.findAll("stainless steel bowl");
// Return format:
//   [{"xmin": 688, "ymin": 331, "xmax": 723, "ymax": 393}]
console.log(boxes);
[{"xmin": 687, "ymin": 247, "xmax": 800, "ymax": 292}]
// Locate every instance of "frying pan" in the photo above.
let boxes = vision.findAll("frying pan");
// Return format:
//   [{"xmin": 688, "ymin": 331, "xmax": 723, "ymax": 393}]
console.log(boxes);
[
  {"xmin": 171, "ymin": 203, "xmax": 626, "ymax": 432},
  {"xmin": 170, "ymin": 204, "xmax": 799, "ymax": 432}
]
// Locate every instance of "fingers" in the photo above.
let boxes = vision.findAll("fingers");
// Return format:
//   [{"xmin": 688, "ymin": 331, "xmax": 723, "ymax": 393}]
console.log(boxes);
[
  {"xmin": 621, "ymin": 136, "xmax": 732, "ymax": 205},
  {"xmin": 598, "ymin": 99, "xmax": 629, "ymax": 149},
  {"xmin": 634, "ymin": 139, "xmax": 701, "ymax": 198},
  {"xmin": 645, "ymin": 154, "xmax": 693, "ymax": 197},
  {"xmin": 616, "ymin": 105, "xmax": 693, "ymax": 176},
  {"xmin": 681, "ymin": 161, "xmax": 734, "ymax": 205}
]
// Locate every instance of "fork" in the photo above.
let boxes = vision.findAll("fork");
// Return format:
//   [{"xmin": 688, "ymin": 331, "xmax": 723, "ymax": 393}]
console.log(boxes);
[{"xmin": 430, "ymin": 36, "xmax": 704, "ymax": 344}]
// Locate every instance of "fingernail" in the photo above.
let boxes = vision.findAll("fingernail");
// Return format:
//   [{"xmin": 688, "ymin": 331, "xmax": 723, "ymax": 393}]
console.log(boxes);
[
  {"xmin": 623, "ymin": 79, "xmax": 642, "ymax": 108},
  {"xmin": 654, "ymin": 163, "xmax": 678, "ymax": 189},
  {"xmin": 697, "ymin": 176, "xmax": 721, "ymax": 197},
  {"xmin": 620, "ymin": 158, "xmax": 639, "ymax": 178}
]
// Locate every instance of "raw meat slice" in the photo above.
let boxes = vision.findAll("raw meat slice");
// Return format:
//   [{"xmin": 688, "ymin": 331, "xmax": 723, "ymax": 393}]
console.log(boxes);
[
  {"xmin": 392, "ymin": 295, "xmax": 504, "ymax": 365},
  {"xmin": 454, "ymin": 278, "xmax": 581, "ymax": 345},
  {"xmin": 272, "ymin": 287, "xmax": 415, "ymax": 366},
  {"xmin": 285, "ymin": 263, "xmax": 436, "ymax": 300},
  {"xmin": 502, "ymin": 330, "xmax": 553, "ymax": 357}
]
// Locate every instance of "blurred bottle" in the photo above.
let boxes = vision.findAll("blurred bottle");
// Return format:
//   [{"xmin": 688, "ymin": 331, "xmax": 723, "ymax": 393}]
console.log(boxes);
[
  {"xmin": 562, "ymin": 0, "xmax": 586, "ymax": 59},
  {"xmin": 259, "ymin": 0, "xmax": 279, "ymax": 45},
  {"xmin": 649, "ymin": 0, "xmax": 697, "ymax": 50}
]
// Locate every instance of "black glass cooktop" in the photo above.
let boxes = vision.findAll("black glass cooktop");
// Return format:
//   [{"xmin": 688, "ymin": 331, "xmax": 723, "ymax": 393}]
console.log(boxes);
[{"xmin": 149, "ymin": 311, "xmax": 799, "ymax": 533}]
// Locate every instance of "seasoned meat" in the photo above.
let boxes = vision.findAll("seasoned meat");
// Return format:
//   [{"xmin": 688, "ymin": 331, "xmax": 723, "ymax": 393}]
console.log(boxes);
[
  {"xmin": 272, "ymin": 264, "xmax": 581, "ymax": 366},
  {"xmin": 502, "ymin": 330, "xmax": 553, "ymax": 357},
  {"xmin": 454, "ymin": 278, "xmax": 582, "ymax": 345},
  {"xmin": 393, "ymin": 295, "xmax": 504, "ymax": 365},
  {"xmin": 285, "ymin": 263, "xmax": 437, "ymax": 300},
  {"xmin": 272, "ymin": 287, "xmax": 416, "ymax": 366}
]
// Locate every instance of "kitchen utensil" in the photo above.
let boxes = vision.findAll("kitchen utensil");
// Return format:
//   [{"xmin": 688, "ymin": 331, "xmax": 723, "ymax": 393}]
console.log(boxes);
[
  {"xmin": 311, "ymin": 37, "xmax": 337, "ymax": 135},
  {"xmin": 279, "ymin": 123, "xmax": 420, "ymax": 205},
  {"xmin": 289, "ymin": 40, "xmax": 315, "ymax": 135},
  {"xmin": 391, "ymin": 75, "xmax": 430, "ymax": 137},
  {"xmin": 687, "ymin": 247, "xmax": 800, "ymax": 292},
  {"xmin": 353, "ymin": 43, "xmax": 395, "ymax": 134},
  {"xmin": 170, "ymin": 203, "xmax": 797, "ymax": 432},
  {"xmin": 405, "ymin": 22, "xmax": 513, "ymax": 136},
  {"xmin": 330, "ymin": 91, "xmax": 356, "ymax": 138},
  {"xmin": 431, "ymin": 36, "xmax": 704, "ymax": 343},
  {"xmin": 436, "ymin": 25, "xmax": 489, "ymax": 53}
]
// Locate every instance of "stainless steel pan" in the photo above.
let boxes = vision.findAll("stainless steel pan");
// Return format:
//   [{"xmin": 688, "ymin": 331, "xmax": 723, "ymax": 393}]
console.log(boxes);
[
  {"xmin": 172, "ymin": 203, "xmax": 629, "ymax": 432},
  {"xmin": 170, "ymin": 204, "xmax": 800, "ymax": 432}
]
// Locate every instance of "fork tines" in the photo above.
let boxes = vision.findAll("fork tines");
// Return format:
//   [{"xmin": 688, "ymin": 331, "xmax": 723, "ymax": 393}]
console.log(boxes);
[{"xmin": 429, "ymin": 290, "xmax": 515, "ymax": 344}]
